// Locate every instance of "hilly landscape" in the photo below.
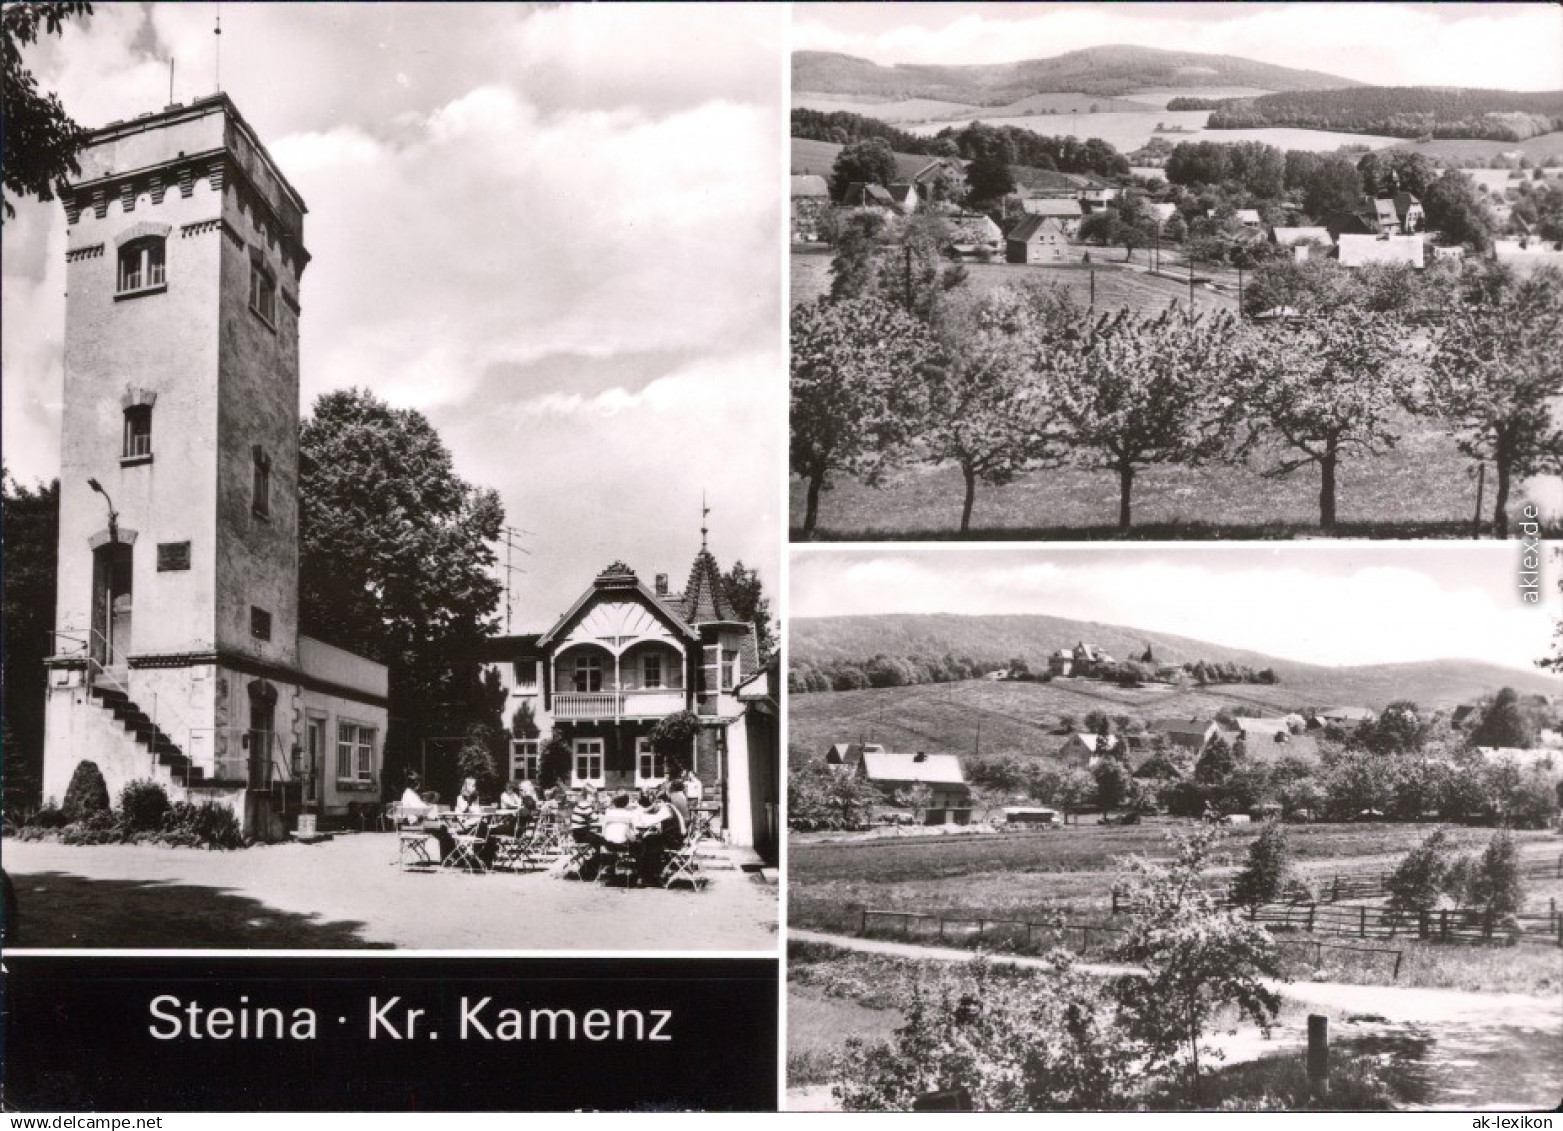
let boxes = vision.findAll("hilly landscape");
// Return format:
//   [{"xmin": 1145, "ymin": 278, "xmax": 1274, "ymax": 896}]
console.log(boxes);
[
  {"xmin": 792, "ymin": 47, "xmax": 1360, "ymax": 103},
  {"xmin": 790, "ymin": 613, "xmax": 1557, "ymax": 759}
]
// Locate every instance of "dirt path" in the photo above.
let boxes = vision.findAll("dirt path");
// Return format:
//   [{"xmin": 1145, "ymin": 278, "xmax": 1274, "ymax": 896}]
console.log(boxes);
[
  {"xmin": 790, "ymin": 929, "xmax": 1560, "ymax": 1027},
  {"xmin": 788, "ymin": 930, "xmax": 1562, "ymax": 1110}
]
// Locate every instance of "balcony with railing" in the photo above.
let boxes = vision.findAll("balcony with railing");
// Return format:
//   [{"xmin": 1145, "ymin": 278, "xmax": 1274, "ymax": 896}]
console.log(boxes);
[{"xmin": 551, "ymin": 687, "xmax": 687, "ymax": 720}]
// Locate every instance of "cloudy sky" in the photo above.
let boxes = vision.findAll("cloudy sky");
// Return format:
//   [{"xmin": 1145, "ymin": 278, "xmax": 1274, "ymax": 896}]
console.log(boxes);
[
  {"xmin": 792, "ymin": 545, "xmax": 1562, "ymax": 673},
  {"xmin": 795, "ymin": 3, "xmax": 1563, "ymax": 91},
  {"xmin": 2, "ymin": 3, "xmax": 783, "ymax": 629}
]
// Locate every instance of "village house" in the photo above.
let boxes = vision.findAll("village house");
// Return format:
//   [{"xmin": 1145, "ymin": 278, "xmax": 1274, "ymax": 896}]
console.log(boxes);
[
  {"xmin": 1148, "ymin": 717, "xmax": 1221, "ymax": 756},
  {"xmin": 1234, "ymin": 208, "xmax": 1263, "ymax": 229},
  {"xmin": 1270, "ymin": 225, "xmax": 1333, "ymax": 260},
  {"xmin": 823, "ymin": 741, "xmax": 883, "ymax": 769},
  {"xmin": 1019, "ymin": 195, "xmax": 1084, "ymax": 236},
  {"xmin": 475, "ymin": 548, "xmax": 778, "ymax": 854},
  {"xmin": 944, "ymin": 212, "xmax": 1005, "ymax": 259},
  {"xmin": 1079, "ymin": 185, "xmax": 1120, "ymax": 212},
  {"xmin": 1059, "ymin": 731, "xmax": 1124, "ymax": 766},
  {"xmin": 39, "ymin": 94, "xmax": 388, "ymax": 840},
  {"xmin": 1338, "ymin": 233, "xmax": 1425, "ymax": 269},
  {"xmin": 856, "ymin": 749, "xmax": 972, "ymax": 824},
  {"xmin": 1313, "ymin": 706, "xmax": 1377, "ymax": 729},
  {"xmin": 790, "ymin": 173, "xmax": 830, "ymax": 243},
  {"xmin": 1372, "ymin": 194, "xmax": 1424, "ymax": 235},
  {"xmin": 1006, "ymin": 215, "xmax": 1070, "ymax": 264},
  {"xmin": 841, "ymin": 182, "xmax": 913, "ymax": 216},
  {"xmin": 885, "ymin": 183, "xmax": 918, "ymax": 213}
]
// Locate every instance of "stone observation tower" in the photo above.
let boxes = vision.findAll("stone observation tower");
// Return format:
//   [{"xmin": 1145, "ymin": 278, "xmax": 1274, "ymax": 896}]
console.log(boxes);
[{"xmin": 42, "ymin": 94, "xmax": 388, "ymax": 838}]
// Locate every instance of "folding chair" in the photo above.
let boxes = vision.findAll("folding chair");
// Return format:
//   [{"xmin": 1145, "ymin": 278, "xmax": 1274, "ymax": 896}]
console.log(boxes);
[
  {"xmin": 660, "ymin": 822, "xmax": 708, "ymax": 889},
  {"xmin": 489, "ymin": 812, "xmax": 536, "ymax": 872},
  {"xmin": 554, "ymin": 837, "xmax": 596, "ymax": 880},
  {"xmin": 397, "ymin": 811, "xmax": 438, "ymax": 871},
  {"xmin": 446, "ymin": 817, "xmax": 492, "ymax": 873},
  {"xmin": 596, "ymin": 821, "xmax": 639, "ymax": 887}
]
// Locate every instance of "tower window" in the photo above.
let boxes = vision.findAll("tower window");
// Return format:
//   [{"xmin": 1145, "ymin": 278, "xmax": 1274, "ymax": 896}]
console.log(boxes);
[
  {"xmin": 123, "ymin": 404, "xmax": 152, "ymax": 459},
  {"xmin": 117, "ymin": 237, "xmax": 166, "ymax": 294},
  {"xmin": 251, "ymin": 606, "xmax": 272, "ymax": 641},
  {"xmin": 249, "ymin": 261, "xmax": 276, "ymax": 326},
  {"xmin": 252, "ymin": 447, "xmax": 271, "ymax": 518}
]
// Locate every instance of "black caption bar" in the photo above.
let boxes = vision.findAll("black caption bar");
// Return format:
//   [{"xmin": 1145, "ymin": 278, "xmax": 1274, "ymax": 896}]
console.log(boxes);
[{"xmin": 1, "ymin": 956, "xmax": 778, "ymax": 1111}]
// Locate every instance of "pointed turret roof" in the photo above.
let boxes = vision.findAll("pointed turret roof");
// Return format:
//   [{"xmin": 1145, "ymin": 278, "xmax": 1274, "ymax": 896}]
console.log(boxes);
[{"xmin": 681, "ymin": 547, "xmax": 740, "ymax": 625}]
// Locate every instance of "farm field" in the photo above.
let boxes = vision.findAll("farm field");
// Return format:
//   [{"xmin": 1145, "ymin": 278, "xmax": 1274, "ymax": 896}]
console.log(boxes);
[
  {"xmin": 1390, "ymin": 132, "xmax": 1563, "ymax": 165},
  {"xmin": 902, "ymin": 111, "xmax": 1404, "ymax": 155},
  {"xmin": 791, "ymin": 251, "xmax": 1236, "ymax": 319}
]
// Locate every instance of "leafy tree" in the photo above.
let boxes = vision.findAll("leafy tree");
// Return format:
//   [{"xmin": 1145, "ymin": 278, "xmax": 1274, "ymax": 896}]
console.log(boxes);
[
  {"xmin": 1230, "ymin": 822, "xmax": 1292, "ymax": 908},
  {"xmin": 1463, "ymin": 830, "xmax": 1525, "ymax": 935},
  {"xmin": 1421, "ymin": 170, "xmax": 1495, "ymax": 252},
  {"xmin": 1354, "ymin": 700, "xmax": 1425, "ymax": 756},
  {"xmin": 829, "ymin": 209, "xmax": 891, "ymax": 301},
  {"xmin": 915, "ymin": 289, "xmax": 1056, "ymax": 532},
  {"xmin": 721, "ymin": 560, "xmax": 776, "ymax": 663},
  {"xmin": 835, "ymin": 956, "xmax": 1150, "ymax": 1111},
  {"xmin": 1357, "ymin": 150, "xmax": 1437, "ymax": 199},
  {"xmin": 1047, "ymin": 308, "xmax": 1243, "ymax": 530},
  {"xmin": 299, "ymin": 389, "xmax": 504, "ymax": 786},
  {"xmin": 649, "ymin": 709, "xmax": 701, "ymax": 769},
  {"xmin": 788, "ymin": 757, "xmax": 880, "ymax": 830},
  {"xmin": 510, "ymin": 701, "xmax": 540, "ymax": 740},
  {"xmin": 1300, "ymin": 154, "xmax": 1364, "ymax": 220},
  {"xmin": 965, "ymin": 152, "xmax": 1016, "ymax": 205},
  {"xmin": 2, "ymin": 3, "xmax": 93, "ymax": 222},
  {"xmin": 1386, "ymin": 828, "xmax": 1456, "ymax": 915},
  {"xmin": 790, "ymin": 297, "xmax": 935, "ymax": 537},
  {"xmin": 455, "ymin": 722, "xmax": 503, "ymax": 798},
  {"xmin": 1, "ymin": 472, "xmax": 57, "ymax": 813},
  {"xmin": 1093, "ymin": 758, "xmax": 1134, "ymax": 813},
  {"xmin": 1193, "ymin": 734, "xmax": 1235, "ymax": 785},
  {"xmin": 1469, "ymin": 687, "xmax": 1535, "ymax": 749},
  {"xmin": 538, "ymin": 733, "xmax": 573, "ymax": 790},
  {"xmin": 829, "ymin": 137, "xmax": 897, "ymax": 202},
  {"xmin": 1113, "ymin": 825, "xmax": 1281, "ymax": 1105},
  {"xmin": 1235, "ymin": 306, "xmax": 1412, "ymax": 532},
  {"xmin": 1423, "ymin": 268, "xmax": 1563, "ymax": 535},
  {"xmin": 881, "ymin": 214, "xmax": 967, "ymax": 325},
  {"xmin": 893, "ymin": 782, "xmax": 934, "ymax": 824}
]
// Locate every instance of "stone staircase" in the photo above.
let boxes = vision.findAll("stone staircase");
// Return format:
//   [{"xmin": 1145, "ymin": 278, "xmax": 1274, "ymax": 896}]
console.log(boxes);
[{"xmin": 87, "ymin": 683, "xmax": 199, "ymax": 784}]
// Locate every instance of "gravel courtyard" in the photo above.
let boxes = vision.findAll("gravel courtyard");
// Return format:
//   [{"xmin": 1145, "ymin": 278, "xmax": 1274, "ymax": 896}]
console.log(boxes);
[{"xmin": 1, "ymin": 833, "xmax": 779, "ymax": 951}]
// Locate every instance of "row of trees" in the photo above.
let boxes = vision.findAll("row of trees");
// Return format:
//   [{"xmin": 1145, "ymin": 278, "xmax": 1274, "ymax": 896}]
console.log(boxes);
[
  {"xmin": 789, "ymin": 652, "xmax": 1003, "ymax": 694},
  {"xmin": 793, "ymin": 244, "xmax": 1563, "ymax": 536},
  {"xmin": 1203, "ymin": 86, "xmax": 1563, "ymax": 141}
]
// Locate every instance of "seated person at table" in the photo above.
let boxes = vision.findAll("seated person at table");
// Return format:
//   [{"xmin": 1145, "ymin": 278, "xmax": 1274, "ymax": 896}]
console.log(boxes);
[
  {"xmin": 666, "ymin": 779, "xmax": 691, "ymax": 826},
  {"xmin": 498, "ymin": 781, "xmax": 523, "ymax": 811},
  {"xmin": 454, "ymin": 777, "xmax": 482, "ymax": 815},
  {"xmin": 635, "ymin": 791, "xmax": 685, "ymax": 882},
  {"xmin": 598, "ymin": 793, "xmax": 639, "ymax": 849},
  {"xmin": 569, "ymin": 788, "xmax": 599, "ymax": 846},
  {"xmin": 399, "ymin": 776, "xmax": 432, "ymax": 824}
]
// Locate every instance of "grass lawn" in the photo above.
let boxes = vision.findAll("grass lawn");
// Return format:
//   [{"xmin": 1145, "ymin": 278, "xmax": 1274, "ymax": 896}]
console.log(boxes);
[
  {"xmin": 787, "ymin": 983, "xmax": 899, "ymax": 1088},
  {"xmin": 789, "ymin": 820, "xmax": 1563, "ymax": 994}
]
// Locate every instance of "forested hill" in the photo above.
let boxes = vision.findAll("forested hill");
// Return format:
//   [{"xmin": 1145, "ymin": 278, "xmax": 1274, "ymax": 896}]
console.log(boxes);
[
  {"xmin": 1203, "ymin": 87, "xmax": 1563, "ymax": 142},
  {"xmin": 793, "ymin": 47, "xmax": 1359, "ymax": 103},
  {"xmin": 790, "ymin": 613, "xmax": 1558, "ymax": 706}
]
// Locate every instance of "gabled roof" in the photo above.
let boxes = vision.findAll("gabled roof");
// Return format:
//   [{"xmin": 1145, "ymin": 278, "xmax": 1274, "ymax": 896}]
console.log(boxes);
[
  {"xmin": 861, "ymin": 750, "xmax": 968, "ymax": 787},
  {"xmin": 791, "ymin": 174, "xmax": 828, "ymax": 198},
  {"xmin": 538, "ymin": 561, "xmax": 701, "ymax": 648},
  {"xmin": 1393, "ymin": 192, "xmax": 1422, "ymax": 216},
  {"xmin": 1008, "ymin": 215, "xmax": 1065, "ymax": 242},
  {"xmin": 885, "ymin": 183, "xmax": 916, "ymax": 205},
  {"xmin": 843, "ymin": 182, "xmax": 896, "ymax": 208},
  {"xmin": 1271, "ymin": 225, "xmax": 1331, "ymax": 246},
  {"xmin": 945, "ymin": 213, "xmax": 1002, "ymax": 243},
  {"xmin": 1319, "ymin": 706, "xmax": 1375, "ymax": 721},
  {"xmin": 1066, "ymin": 732, "xmax": 1121, "ymax": 753},
  {"xmin": 1151, "ymin": 718, "xmax": 1217, "ymax": 738},
  {"xmin": 826, "ymin": 742, "xmax": 882, "ymax": 765},
  {"xmin": 1373, "ymin": 198, "xmax": 1400, "ymax": 225},
  {"xmin": 1235, "ymin": 209, "xmax": 1263, "ymax": 225},
  {"xmin": 1338, "ymin": 233, "xmax": 1424, "ymax": 268},
  {"xmin": 1021, "ymin": 197, "xmax": 1084, "ymax": 218}
]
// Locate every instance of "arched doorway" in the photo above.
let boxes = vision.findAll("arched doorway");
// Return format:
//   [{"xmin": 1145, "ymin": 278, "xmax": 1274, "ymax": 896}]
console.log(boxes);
[{"xmin": 90, "ymin": 541, "xmax": 134, "ymax": 669}]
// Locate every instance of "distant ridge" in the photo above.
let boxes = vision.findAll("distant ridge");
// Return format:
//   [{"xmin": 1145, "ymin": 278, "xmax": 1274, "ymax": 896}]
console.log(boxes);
[
  {"xmin": 793, "ymin": 46, "xmax": 1362, "ymax": 103},
  {"xmin": 792, "ymin": 613, "xmax": 1557, "ymax": 707}
]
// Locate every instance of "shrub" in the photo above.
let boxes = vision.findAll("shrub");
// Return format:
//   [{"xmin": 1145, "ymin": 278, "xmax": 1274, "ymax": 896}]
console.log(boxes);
[
  {"xmin": 1230, "ymin": 822, "xmax": 1291, "ymax": 909},
  {"xmin": 159, "ymin": 801, "xmax": 244, "ymax": 850},
  {"xmin": 1387, "ymin": 828, "xmax": 1455, "ymax": 914},
  {"xmin": 119, "ymin": 779, "xmax": 172, "ymax": 833},
  {"xmin": 27, "ymin": 803, "xmax": 69, "ymax": 829},
  {"xmin": 58, "ymin": 809, "xmax": 124, "ymax": 845},
  {"xmin": 62, "ymin": 761, "xmax": 111, "ymax": 821}
]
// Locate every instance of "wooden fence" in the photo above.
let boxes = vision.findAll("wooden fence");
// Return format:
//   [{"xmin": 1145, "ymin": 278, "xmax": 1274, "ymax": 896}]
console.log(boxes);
[
  {"xmin": 855, "ymin": 909, "xmax": 1404, "ymax": 977},
  {"xmin": 1112, "ymin": 891, "xmax": 1563, "ymax": 947}
]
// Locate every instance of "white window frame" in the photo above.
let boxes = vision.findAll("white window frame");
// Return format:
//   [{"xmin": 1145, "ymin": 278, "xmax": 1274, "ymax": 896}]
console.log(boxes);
[
  {"xmin": 572, "ymin": 738, "xmax": 605, "ymax": 787},
  {"xmin": 117, "ymin": 237, "xmax": 166, "ymax": 294},
  {"xmin": 642, "ymin": 652, "xmax": 663, "ymax": 690},
  {"xmin": 336, "ymin": 721, "xmax": 376, "ymax": 784},
  {"xmin": 123, "ymin": 405, "xmax": 152, "ymax": 458},
  {"xmin": 573, "ymin": 653, "xmax": 602, "ymax": 693},
  {"xmin": 509, "ymin": 739, "xmax": 540, "ymax": 783},
  {"xmin": 305, "ymin": 715, "xmax": 325, "ymax": 804},
  {"xmin": 635, "ymin": 736, "xmax": 665, "ymax": 787},
  {"xmin": 721, "ymin": 648, "xmax": 739, "ymax": 692}
]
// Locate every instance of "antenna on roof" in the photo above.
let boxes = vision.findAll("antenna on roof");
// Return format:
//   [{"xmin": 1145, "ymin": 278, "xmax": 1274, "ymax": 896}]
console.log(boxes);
[
  {"xmin": 168, "ymin": 57, "xmax": 175, "ymax": 106},
  {"xmin": 213, "ymin": 9, "xmax": 222, "ymax": 93},
  {"xmin": 700, "ymin": 490, "xmax": 710, "ymax": 551}
]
